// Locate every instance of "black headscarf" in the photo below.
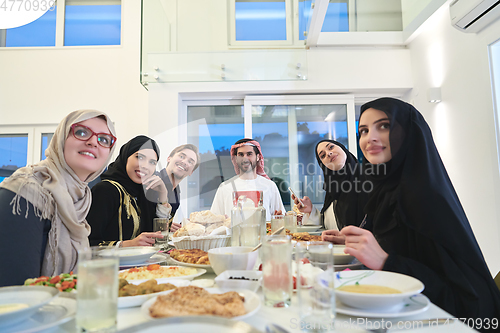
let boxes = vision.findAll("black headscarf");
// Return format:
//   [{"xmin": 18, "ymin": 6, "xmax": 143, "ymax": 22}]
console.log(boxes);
[
  {"xmin": 101, "ymin": 135, "xmax": 160, "ymax": 232},
  {"xmin": 360, "ymin": 97, "xmax": 500, "ymax": 319},
  {"xmin": 315, "ymin": 140, "xmax": 366, "ymax": 229}
]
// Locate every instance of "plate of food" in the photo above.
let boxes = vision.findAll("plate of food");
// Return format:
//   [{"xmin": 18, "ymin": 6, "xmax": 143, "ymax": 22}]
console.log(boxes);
[
  {"xmin": 167, "ymin": 249, "xmax": 213, "ymax": 272},
  {"xmin": 24, "ymin": 273, "xmax": 78, "ymax": 293},
  {"xmin": 118, "ymin": 264, "xmax": 206, "ymax": 284},
  {"xmin": 118, "ymin": 278, "xmax": 190, "ymax": 308},
  {"xmin": 120, "ymin": 253, "xmax": 168, "ymax": 269},
  {"xmin": 141, "ymin": 286, "xmax": 261, "ymax": 320}
]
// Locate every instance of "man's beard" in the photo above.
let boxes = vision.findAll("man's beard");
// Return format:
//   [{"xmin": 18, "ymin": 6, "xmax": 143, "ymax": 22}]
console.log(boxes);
[{"xmin": 238, "ymin": 160, "xmax": 257, "ymax": 173}]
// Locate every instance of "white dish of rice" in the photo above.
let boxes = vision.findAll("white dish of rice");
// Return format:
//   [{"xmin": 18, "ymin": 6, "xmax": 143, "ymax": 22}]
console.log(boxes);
[{"xmin": 119, "ymin": 265, "xmax": 206, "ymax": 283}]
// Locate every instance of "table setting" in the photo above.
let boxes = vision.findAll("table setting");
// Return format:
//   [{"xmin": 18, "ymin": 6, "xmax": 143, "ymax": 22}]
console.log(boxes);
[{"xmin": 0, "ymin": 209, "xmax": 481, "ymax": 333}]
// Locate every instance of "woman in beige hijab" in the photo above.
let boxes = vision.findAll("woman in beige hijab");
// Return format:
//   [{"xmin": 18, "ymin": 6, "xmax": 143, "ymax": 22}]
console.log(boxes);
[{"xmin": 0, "ymin": 110, "xmax": 116, "ymax": 287}]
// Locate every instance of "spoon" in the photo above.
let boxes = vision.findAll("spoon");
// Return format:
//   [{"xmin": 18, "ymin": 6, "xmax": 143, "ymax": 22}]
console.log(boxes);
[{"xmin": 251, "ymin": 226, "xmax": 285, "ymax": 252}]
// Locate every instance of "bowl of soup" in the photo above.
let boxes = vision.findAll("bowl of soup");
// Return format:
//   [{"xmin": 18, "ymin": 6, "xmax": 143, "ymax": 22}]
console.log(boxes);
[{"xmin": 334, "ymin": 270, "xmax": 424, "ymax": 310}]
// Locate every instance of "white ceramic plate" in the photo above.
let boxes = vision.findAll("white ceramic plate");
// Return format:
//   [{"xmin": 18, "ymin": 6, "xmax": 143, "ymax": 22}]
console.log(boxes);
[
  {"xmin": 2, "ymin": 296, "xmax": 76, "ymax": 333},
  {"xmin": 119, "ymin": 267, "xmax": 207, "ymax": 284},
  {"xmin": 296, "ymin": 225, "xmax": 322, "ymax": 233},
  {"xmin": 101, "ymin": 247, "xmax": 159, "ymax": 265},
  {"xmin": 0, "ymin": 286, "xmax": 59, "ymax": 328},
  {"xmin": 336, "ymin": 294, "xmax": 430, "ymax": 318},
  {"xmin": 119, "ymin": 253, "xmax": 168, "ymax": 269},
  {"xmin": 118, "ymin": 279, "xmax": 191, "ymax": 308},
  {"xmin": 141, "ymin": 288, "xmax": 261, "ymax": 321},
  {"xmin": 117, "ymin": 316, "xmax": 262, "ymax": 333},
  {"xmin": 166, "ymin": 255, "xmax": 213, "ymax": 273}
]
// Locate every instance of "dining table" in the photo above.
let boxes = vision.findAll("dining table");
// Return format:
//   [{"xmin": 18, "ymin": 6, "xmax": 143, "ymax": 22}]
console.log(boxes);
[{"xmin": 53, "ymin": 269, "xmax": 478, "ymax": 333}]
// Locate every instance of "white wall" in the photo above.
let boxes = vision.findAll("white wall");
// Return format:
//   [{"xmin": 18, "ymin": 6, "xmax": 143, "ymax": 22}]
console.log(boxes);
[
  {"xmin": 405, "ymin": 2, "xmax": 500, "ymax": 275},
  {"xmin": 0, "ymin": 0, "xmax": 148, "ymax": 149}
]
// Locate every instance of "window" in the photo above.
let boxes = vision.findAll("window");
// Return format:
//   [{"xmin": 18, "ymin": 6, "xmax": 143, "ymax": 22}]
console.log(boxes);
[
  {"xmin": 183, "ymin": 95, "xmax": 356, "ymax": 213},
  {"xmin": 235, "ymin": 0, "xmax": 287, "ymax": 41},
  {"xmin": 40, "ymin": 133, "xmax": 54, "ymax": 160},
  {"xmin": 0, "ymin": 134, "xmax": 28, "ymax": 182},
  {"xmin": 3, "ymin": 8, "xmax": 57, "ymax": 47},
  {"xmin": 64, "ymin": 1, "xmax": 121, "ymax": 46},
  {"xmin": 0, "ymin": 0, "xmax": 121, "ymax": 47},
  {"xmin": 229, "ymin": 0, "xmax": 295, "ymax": 47},
  {"xmin": 0, "ymin": 125, "xmax": 56, "ymax": 182},
  {"xmin": 490, "ymin": 38, "xmax": 500, "ymax": 174},
  {"xmin": 186, "ymin": 104, "xmax": 245, "ymax": 212},
  {"xmin": 321, "ymin": 0, "xmax": 349, "ymax": 32}
]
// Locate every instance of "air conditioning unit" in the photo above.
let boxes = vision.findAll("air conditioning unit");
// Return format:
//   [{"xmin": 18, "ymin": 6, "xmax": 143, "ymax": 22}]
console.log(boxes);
[{"xmin": 450, "ymin": 0, "xmax": 500, "ymax": 33}]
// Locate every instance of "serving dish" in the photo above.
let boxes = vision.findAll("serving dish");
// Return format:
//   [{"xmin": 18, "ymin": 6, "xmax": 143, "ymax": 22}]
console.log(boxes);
[
  {"xmin": 119, "ymin": 266, "xmax": 207, "ymax": 284},
  {"xmin": 166, "ymin": 255, "xmax": 213, "ymax": 273},
  {"xmin": 214, "ymin": 270, "xmax": 262, "ymax": 293},
  {"xmin": 141, "ymin": 288, "xmax": 261, "ymax": 321},
  {"xmin": 118, "ymin": 279, "xmax": 190, "ymax": 308}
]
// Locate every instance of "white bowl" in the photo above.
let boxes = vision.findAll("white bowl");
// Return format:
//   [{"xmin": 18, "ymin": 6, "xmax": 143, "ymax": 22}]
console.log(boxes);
[
  {"xmin": 0, "ymin": 286, "xmax": 59, "ymax": 328},
  {"xmin": 335, "ymin": 270, "xmax": 424, "ymax": 310},
  {"xmin": 208, "ymin": 247, "xmax": 259, "ymax": 276},
  {"xmin": 333, "ymin": 245, "xmax": 355, "ymax": 265},
  {"xmin": 214, "ymin": 270, "xmax": 262, "ymax": 293}
]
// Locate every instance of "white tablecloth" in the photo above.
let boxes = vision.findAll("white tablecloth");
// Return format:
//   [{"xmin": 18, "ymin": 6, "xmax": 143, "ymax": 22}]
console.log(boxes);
[{"xmin": 55, "ymin": 272, "xmax": 477, "ymax": 333}]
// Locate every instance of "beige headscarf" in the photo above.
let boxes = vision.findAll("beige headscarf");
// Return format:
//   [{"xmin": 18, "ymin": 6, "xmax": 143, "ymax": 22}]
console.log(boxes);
[{"xmin": 0, "ymin": 110, "xmax": 116, "ymax": 276}]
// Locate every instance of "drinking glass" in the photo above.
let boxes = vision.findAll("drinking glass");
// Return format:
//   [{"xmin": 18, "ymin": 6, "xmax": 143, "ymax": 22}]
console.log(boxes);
[
  {"xmin": 77, "ymin": 246, "xmax": 119, "ymax": 333},
  {"xmin": 295, "ymin": 241, "xmax": 336, "ymax": 332},
  {"xmin": 284, "ymin": 211, "xmax": 297, "ymax": 233},
  {"xmin": 153, "ymin": 218, "xmax": 170, "ymax": 246},
  {"xmin": 261, "ymin": 234, "xmax": 292, "ymax": 308},
  {"xmin": 271, "ymin": 214, "xmax": 285, "ymax": 234}
]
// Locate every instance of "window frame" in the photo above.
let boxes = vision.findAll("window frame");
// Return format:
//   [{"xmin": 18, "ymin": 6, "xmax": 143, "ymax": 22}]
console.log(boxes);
[
  {"xmin": 228, "ymin": 0, "xmax": 305, "ymax": 48},
  {"xmin": 0, "ymin": 0, "xmax": 122, "ymax": 48},
  {"xmin": 0, "ymin": 124, "xmax": 57, "ymax": 168},
  {"xmin": 180, "ymin": 94, "xmax": 356, "ymax": 212}
]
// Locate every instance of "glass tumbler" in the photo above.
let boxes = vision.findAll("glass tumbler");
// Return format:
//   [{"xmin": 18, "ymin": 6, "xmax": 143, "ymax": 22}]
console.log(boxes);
[
  {"xmin": 261, "ymin": 234, "xmax": 292, "ymax": 308},
  {"xmin": 77, "ymin": 246, "xmax": 119, "ymax": 333},
  {"xmin": 295, "ymin": 241, "xmax": 336, "ymax": 332}
]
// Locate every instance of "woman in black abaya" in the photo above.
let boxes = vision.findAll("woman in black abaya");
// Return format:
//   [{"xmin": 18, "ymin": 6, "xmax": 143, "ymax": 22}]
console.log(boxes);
[
  {"xmin": 88, "ymin": 136, "xmax": 171, "ymax": 247},
  {"xmin": 340, "ymin": 97, "xmax": 500, "ymax": 322},
  {"xmin": 292, "ymin": 140, "xmax": 367, "ymax": 244}
]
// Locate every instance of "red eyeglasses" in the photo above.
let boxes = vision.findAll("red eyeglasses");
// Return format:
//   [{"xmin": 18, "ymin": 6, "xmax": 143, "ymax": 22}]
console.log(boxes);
[{"xmin": 70, "ymin": 124, "xmax": 116, "ymax": 148}]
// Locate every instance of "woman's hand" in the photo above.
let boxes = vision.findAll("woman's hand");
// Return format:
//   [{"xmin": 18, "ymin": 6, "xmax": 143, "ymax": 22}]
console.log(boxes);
[
  {"xmin": 339, "ymin": 226, "xmax": 388, "ymax": 270},
  {"xmin": 321, "ymin": 229, "xmax": 346, "ymax": 244},
  {"xmin": 142, "ymin": 174, "xmax": 168, "ymax": 203},
  {"xmin": 170, "ymin": 222, "xmax": 181, "ymax": 233},
  {"xmin": 291, "ymin": 194, "xmax": 312, "ymax": 214},
  {"xmin": 122, "ymin": 232, "xmax": 163, "ymax": 247}
]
